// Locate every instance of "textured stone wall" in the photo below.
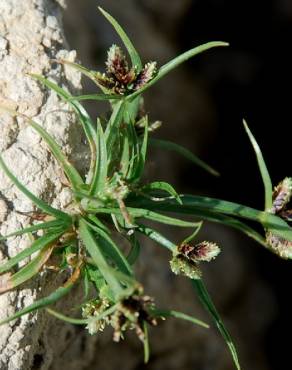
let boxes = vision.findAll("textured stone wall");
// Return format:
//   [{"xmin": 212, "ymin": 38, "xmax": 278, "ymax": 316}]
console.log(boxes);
[{"xmin": 0, "ymin": 1, "xmax": 96, "ymax": 369}]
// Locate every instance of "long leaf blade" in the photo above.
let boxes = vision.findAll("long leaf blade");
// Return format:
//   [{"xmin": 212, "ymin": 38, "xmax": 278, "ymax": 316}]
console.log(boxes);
[
  {"xmin": 128, "ymin": 195, "xmax": 292, "ymax": 242},
  {"xmin": 98, "ymin": 7, "xmax": 143, "ymax": 71},
  {"xmin": 68, "ymin": 94, "xmax": 121, "ymax": 102},
  {"xmin": 86, "ymin": 220, "xmax": 133, "ymax": 277},
  {"xmin": 192, "ymin": 279, "xmax": 241, "ymax": 370},
  {"xmin": 30, "ymin": 74, "xmax": 97, "ymax": 183},
  {"xmin": 149, "ymin": 138, "xmax": 219, "ymax": 176},
  {"xmin": 0, "ymin": 219, "xmax": 64, "ymax": 241},
  {"xmin": 0, "ymin": 155, "xmax": 70, "ymax": 221},
  {"xmin": 78, "ymin": 218, "xmax": 123, "ymax": 297},
  {"xmin": 0, "ymin": 230, "xmax": 64, "ymax": 274},
  {"xmin": 243, "ymin": 119, "xmax": 273, "ymax": 210},
  {"xmin": 0, "ymin": 280, "xmax": 75, "ymax": 325},
  {"xmin": 28, "ymin": 119, "xmax": 83, "ymax": 190},
  {"xmin": 89, "ymin": 120, "xmax": 107, "ymax": 196},
  {"xmin": 152, "ymin": 308, "xmax": 209, "ymax": 329},
  {"xmin": 142, "ymin": 181, "xmax": 182, "ymax": 204},
  {"xmin": 2, "ymin": 243, "xmax": 55, "ymax": 293},
  {"xmin": 128, "ymin": 42, "xmax": 228, "ymax": 100}
]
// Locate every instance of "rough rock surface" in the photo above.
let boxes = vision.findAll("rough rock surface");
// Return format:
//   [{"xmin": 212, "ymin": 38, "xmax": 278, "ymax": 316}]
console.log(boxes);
[{"xmin": 0, "ymin": 1, "xmax": 94, "ymax": 369}]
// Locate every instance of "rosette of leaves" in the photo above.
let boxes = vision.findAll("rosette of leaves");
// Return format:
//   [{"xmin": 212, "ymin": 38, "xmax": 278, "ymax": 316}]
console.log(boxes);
[{"xmin": 0, "ymin": 7, "xmax": 291, "ymax": 369}]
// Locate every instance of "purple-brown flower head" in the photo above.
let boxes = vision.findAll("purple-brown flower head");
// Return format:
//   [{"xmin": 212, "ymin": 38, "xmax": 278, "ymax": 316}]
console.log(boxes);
[
  {"xmin": 95, "ymin": 44, "xmax": 157, "ymax": 95},
  {"xmin": 133, "ymin": 62, "xmax": 157, "ymax": 91},
  {"xmin": 170, "ymin": 241, "xmax": 221, "ymax": 279}
]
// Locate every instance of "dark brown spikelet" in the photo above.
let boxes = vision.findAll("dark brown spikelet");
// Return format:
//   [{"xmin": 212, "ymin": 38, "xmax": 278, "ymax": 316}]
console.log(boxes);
[
  {"xmin": 266, "ymin": 178, "xmax": 292, "ymax": 258},
  {"xmin": 178, "ymin": 241, "xmax": 221, "ymax": 262},
  {"xmin": 266, "ymin": 231, "xmax": 292, "ymax": 259},
  {"xmin": 112, "ymin": 293, "xmax": 157, "ymax": 342},
  {"xmin": 133, "ymin": 62, "xmax": 157, "ymax": 91},
  {"xmin": 270, "ymin": 177, "xmax": 292, "ymax": 214},
  {"xmin": 106, "ymin": 45, "xmax": 136, "ymax": 86}
]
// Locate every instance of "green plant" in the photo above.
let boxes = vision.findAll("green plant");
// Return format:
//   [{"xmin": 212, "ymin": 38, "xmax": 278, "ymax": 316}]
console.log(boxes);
[{"xmin": 0, "ymin": 7, "xmax": 291, "ymax": 369}]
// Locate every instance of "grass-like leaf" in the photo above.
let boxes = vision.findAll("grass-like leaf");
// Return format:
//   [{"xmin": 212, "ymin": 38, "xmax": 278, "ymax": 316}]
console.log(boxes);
[
  {"xmin": 30, "ymin": 74, "xmax": 97, "ymax": 182},
  {"xmin": 126, "ymin": 234, "xmax": 141, "ymax": 265},
  {"xmin": 142, "ymin": 181, "xmax": 182, "ymax": 204},
  {"xmin": 192, "ymin": 279, "xmax": 241, "ymax": 370},
  {"xmin": 152, "ymin": 308, "xmax": 209, "ymax": 329},
  {"xmin": 0, "ymin": 276, "xmax": 77, "ymax": 325},
  {"xmin": 46, "ymin": 307, "xmax": 88, "ymax": 325},
  {"xmin": 128, "ymin": 42, "xmax": 229, "ymax": 100},
  {"xmin": 0, "ymin": 242, "xmax": 55, "ymax": 293},
  {"xmin": 0, "ymin": 219, "xmax": 64, "ymax": 241},
  {"xmin": 0, "ymin": 230, "xmax": 65, "ymax": 274},
  {"xmin": 0, "ymin": 154, "xmax": 70, "ymax": 221},
  {"xmin": 89, "ymin": 119, "xmax": 107, "ymax": 196},
  {"xmin": 93, "ymin": 206, "xmax": 201, "ymax": 228},
  {"xmin": 98, "ymin": 7, "xmax": 143, "ymax": 71},
  {"xmin": 149, "ymin": 138, "xmax": 219, "ymax": 176},
  {"xmin": 105, "ymin": 100, "xmax": 125, "ymax": 154},
  {"xmin": 143, "ymin": 321, "xmax": 150, "ymax": 363},
  {"xmin": 78, "ymin": 218, "xmax": 123, "ymax": 297},
  {"xmin": 136, "ymin": 224, "xmax": 176, "ymax": 252},
  {"xmin": 28, "ymin": 117, "xmax": 83, "ymax": 191},
  {"xmin": 68, "ymin": 93, "xmax": 121, "ymax": 102},
  {"xmin": 85, "ymin": 220, "xmax": 133, "ymax": 277},
  {"xmin": 132, "ymin": 117, "xmax": 148, "ymax": 182},
  {"xmin": 243, "ymin": 119, "xmax": 273, "ymax": 210},
  {"xmin": 128, "ymin": 195, "xmax": 292, "ymax": 241}
]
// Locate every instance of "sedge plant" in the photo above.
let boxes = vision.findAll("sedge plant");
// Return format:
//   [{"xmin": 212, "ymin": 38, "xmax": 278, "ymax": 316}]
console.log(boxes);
[{"xmin": 0, "ymin": 7, "xmax": 292, "ymax": 369}]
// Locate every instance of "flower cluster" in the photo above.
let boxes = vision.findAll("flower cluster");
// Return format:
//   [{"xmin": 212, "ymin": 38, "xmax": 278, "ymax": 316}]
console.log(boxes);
[
  {"xmin": 95, "ymin": 45, "xmax": 157, "ymax": 95},
  {"xmin": 266, "ymin": 177, "xmax": 292, "ymax": 259},
  {"xmin": 82, "ymin": 292, "xmax": 157, "ymax": 341},
  {"xmin": 170, "ymin": 241, "xmax": 221, "ymax": 279}
]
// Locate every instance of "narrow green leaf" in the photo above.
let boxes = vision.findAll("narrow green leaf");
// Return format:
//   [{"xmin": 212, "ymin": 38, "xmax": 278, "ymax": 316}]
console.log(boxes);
[
  {"xmin": 128, "ymin": 42, "xmax": 229, "ymax": 100},
  {"xmin": 0, "ymin": 230, "xmax": 64, "ymax": 274},
  {"xmin": 119, "ymin": 126, "xmax": 130, "ymax": 177},
  {"xmin": 243, "ymin": 119, "xmax": 273, "ymax": 210},
  {"xmin": 92, "ymin": 206, "xmax": 201, "ymax": 228},
  {"xmin": 87, "ymin": 215, "xmax": 110, "ymax": 233},
  {"xmin": 46, "ymin": 308, "xmax": 88, "ymax": 325},
  {"xmin": 0, "ymin": 281, "xmax": 75, "ymax": 326},
  {"xmin": 126, "ymin": 119, "xmax": 140, "ymax": 181},
  {"xmin": 142, "ymin": 181, "xmax": 182, "ymax": 204},
  {"xmin": 30, "ymin": 74, "xmax": 97, "ymax": 183},
  {"xmin": 7, "ymin": 243, "xmax": 55, "ymax": 292},
  {"xmin": 124, "ymin": 97, "xmax": 141, "ymax": 124},
  {"xmin": 105, "ymin": 100, "xmax": 125, "ymax": 154},
  {"xmin": 98, "ymin": 7, "xmax": 143, "ymax": 71},
  {"xmin": 152, "ymin": 308, "xmax": 209, "ymax": 329},
  {"xmin": 0, "ymin": 155, "xmax": 70, "ymax": 221},
  {"xmin": 192, "ymin": 279, "xmax": 241, "ymax": 370},
  {"xmin": 86, "ymin": 220, "xmax": 133, "ymax": 277},
  {"xmin": 0, "ymin": 219, "xmax": 64, "ymax": 241},
  {"xmin": 28, "ymin": 119, "xmax": 84, "ymax": 190},
  {"xmin": 68, "ymin": 94, "xmax": 121, "ymax": 102},
  {"xmin": 136, "ymin": 224, "xmax": 176, "ymax": 252},
  {"xmin": 128, "ymin": 195, "xmax": 292, "ymax": 241},
  {"xmin": 126, "ymin": 234, "xmax": 141, "ymax": 265},
  {"xmin": 143, "ymin": 321, "xmax": 150, "ymax": 364},
  {"xmin": 78, "ymin": 218, "xmax": 123, "ymax": 297},
  {"xmin": 89, "ymin": 119, "xmax": 107, "ymax": 196},
  {"xmin": 182, "ymin": 221, "xmax": 203, "ymax": 244},
  {"xmin": 132, "ymin": 117, "xmax": 148, "ymax": 182},
  {"xmin": 149, "ymin": 138, "xmax": 219, "ymax": 176},
  {"xmin": 181, "ymin": 209, "xmax": 268, "ymax": 248}
]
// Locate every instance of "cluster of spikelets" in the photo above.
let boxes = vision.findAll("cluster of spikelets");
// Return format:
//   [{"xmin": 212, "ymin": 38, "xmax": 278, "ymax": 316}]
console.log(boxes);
[{"xmin": 0, "ymin": 7, "xmax": 291, "ymax": 369}]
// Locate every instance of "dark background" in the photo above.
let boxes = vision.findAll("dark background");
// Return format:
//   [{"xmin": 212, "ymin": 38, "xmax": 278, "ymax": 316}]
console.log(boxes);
[{"xmin": 64, "ymin": 1, "xmax": 292, "ymax": 369}]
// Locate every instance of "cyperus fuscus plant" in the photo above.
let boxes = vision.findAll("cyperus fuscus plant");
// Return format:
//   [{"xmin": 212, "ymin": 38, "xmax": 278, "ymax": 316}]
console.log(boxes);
[{"xmin": 0, "ymin": 8, "xmax": 291, "ymax": 369}]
